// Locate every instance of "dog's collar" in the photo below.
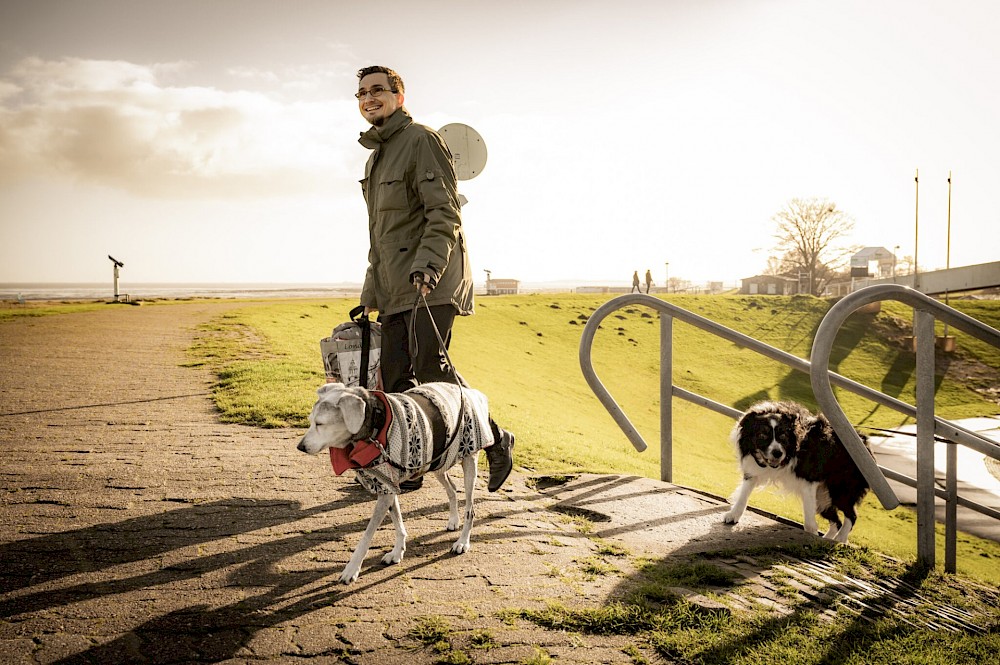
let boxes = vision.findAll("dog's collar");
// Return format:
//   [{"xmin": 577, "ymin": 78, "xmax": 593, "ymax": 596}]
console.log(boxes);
[{"xmin": 358, "ymin": 390, "xmax": 390, "ymax": 446}]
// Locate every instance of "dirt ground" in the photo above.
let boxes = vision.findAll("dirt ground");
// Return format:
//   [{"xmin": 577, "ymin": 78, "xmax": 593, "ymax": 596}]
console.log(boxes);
[{"xmin": 0, "ymin": 303, "xmax": 991, "ymax": 664}]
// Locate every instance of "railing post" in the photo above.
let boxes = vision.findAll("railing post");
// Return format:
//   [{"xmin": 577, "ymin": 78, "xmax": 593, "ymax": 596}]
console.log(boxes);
[
  {"xmin": 946, "ymin": 440, "xmax": 957, "ymax": 573},
  {"xmin": 915, "ymin": 309, "xmax": 936, "ymax": 568},
  {"xmin": 660, "ymin": 313, "xmax": 673, "ymax": 482}
]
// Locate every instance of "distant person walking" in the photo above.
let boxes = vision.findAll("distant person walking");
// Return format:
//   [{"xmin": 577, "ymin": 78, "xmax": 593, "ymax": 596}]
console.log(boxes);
[
  {"xmin": 645, "ymin": 269, "xmax": 654, "ymax": 294},
  {"xmin": 631, "ymin": 271, "xmax": 641, "ymax": 293}
]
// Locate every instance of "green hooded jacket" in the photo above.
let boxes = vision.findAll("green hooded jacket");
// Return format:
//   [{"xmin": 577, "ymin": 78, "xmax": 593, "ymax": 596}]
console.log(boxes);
[{"xmin": 359, "ymin": 108, "xmax": 474, "ymax": 317}]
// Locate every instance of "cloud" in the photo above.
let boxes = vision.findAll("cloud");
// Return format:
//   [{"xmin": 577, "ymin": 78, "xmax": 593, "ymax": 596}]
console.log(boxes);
[{"xmin": 0, "ymin": 57, "xmax": 360, "ymax": 198}]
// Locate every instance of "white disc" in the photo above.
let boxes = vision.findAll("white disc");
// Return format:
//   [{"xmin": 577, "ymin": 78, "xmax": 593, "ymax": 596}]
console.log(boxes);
[{"xmin": 438, "ymin": 123, "xmax": 487, "ymax": 180}]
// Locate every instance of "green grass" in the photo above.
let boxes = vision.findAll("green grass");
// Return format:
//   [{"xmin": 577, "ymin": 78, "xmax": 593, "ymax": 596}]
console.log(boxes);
[
  {"xmin": 0, "ymin": 300, "xmax": 119, "ymax": 320},
  {"xmin": 185, "ymin": 293, "xmax": 1000, "ymax": 584}
]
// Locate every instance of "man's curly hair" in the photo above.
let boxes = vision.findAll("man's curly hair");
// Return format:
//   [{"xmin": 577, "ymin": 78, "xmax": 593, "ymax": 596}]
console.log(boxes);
[{"xmin": 357, "ymin": 66, "xmax": 404, "ymax": 94}]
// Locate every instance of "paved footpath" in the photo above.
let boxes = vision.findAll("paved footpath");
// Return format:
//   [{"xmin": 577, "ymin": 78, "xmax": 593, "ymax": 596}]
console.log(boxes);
[{"xmin": 1, "ymin": 303, "xmax": 996, "ymax": 664}]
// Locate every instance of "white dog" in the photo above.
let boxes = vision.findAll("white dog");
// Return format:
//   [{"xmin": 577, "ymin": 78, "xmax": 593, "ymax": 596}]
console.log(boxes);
[{"xmin": 297, "ymin": 381, "xmax": 494, "ymax": 584}]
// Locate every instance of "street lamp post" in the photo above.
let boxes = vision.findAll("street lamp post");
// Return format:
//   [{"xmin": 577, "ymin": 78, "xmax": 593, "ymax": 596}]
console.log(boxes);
[
  {"xmin": 946, "ymin": 171, "xmax": 952, "ymax": 303},
  {"xmin": 913, "ymin": 168, "xmax": 920, "ymax": 290}
]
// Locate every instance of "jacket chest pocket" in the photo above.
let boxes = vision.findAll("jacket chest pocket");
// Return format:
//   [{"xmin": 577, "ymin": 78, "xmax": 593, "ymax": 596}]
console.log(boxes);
[{"xmin": 375, "ymin": 169, "xmax": 408, "ymax": 212}]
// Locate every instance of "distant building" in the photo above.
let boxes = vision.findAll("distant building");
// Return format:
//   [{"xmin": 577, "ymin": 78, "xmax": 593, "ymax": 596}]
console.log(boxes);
[
  {"xmin": 850, "ymin": 247, "xmax": 897, "ymax": 279},
  {"xmin": 486, "ymin": 278, "xmax": 519, "ymax": 295},
  {"xmin": 739, "ymin": 274, "xmax": 799, "ymax": 296},
  {"xmin": 819, "ymin": 247, "xmax": 901, "ymax": 296}
]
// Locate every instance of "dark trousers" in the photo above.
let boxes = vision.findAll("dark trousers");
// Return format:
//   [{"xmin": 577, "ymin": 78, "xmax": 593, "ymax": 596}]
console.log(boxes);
[
  {"xmin": 379, "ymin": 303, "xmax": 501, "ymax": 440},
  {"xmin": 379, "ymin": 304, "xmax": 464, "ymax": 393}
]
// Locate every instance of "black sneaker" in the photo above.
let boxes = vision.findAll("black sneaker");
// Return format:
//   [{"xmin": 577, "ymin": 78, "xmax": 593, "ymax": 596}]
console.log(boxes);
[
  {"xmin": 399, "ymin": 477, "xmax": 424, "ymax": 492},
  {"xmin": 485, "ymin": 429, "xmax": 514, "ymax": 492}
]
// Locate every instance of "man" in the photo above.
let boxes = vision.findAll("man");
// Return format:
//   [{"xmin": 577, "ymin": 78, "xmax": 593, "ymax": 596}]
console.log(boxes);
[{"xmin": 355, "ymin": 65, "xmax": 513, "ymax": 492}]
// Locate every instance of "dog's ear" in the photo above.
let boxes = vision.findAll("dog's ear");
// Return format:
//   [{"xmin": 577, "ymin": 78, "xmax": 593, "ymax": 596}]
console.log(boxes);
[
  {"xmin": 730, "ymin": 413, "xmax": 751, "ymax": 446},
  {"xmin": 337, "ymin": 392, "xmax": 366, "ymax": 435},
  {"xmin": 738, "ymin": 411, "xmax": 757, "ymax": 430},
  {"xmin": 736, "ymin": 410, "xmax": 761, "ymax": 436}
]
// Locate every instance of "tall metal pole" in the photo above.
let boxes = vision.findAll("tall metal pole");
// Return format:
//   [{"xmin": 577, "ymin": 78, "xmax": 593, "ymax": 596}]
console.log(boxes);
[
  {"xmin": 913, "ymin": 169, "xmax": 920, "ymax": 290},
  {"xmin": 946, "ymin": 172, "xmax": 952, "ymax": 299},
  {"xmin": 944, "ymin": 171, "xmax": 952, "ymax": 337}
]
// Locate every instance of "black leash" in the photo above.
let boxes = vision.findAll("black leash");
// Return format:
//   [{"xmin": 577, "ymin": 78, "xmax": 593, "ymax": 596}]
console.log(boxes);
[
  {"xmin": 404, "ymin": 283, "xmax": 468, "ymax": 473},
  {"xmin": 349, "ymin": 304, "xmax": 372, "ymax": 389}
]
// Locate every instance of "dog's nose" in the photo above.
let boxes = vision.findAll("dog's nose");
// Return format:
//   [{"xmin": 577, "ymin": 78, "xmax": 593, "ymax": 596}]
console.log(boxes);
[{"xmin": 297, "ymin": 439, "xmax": 307, "ymax": 453}]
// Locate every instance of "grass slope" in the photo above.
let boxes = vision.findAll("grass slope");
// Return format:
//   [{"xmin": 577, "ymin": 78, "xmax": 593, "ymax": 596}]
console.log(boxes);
[{"xmin": 187, "ymin": 293, "xmax": 1000, "ymax": 583}]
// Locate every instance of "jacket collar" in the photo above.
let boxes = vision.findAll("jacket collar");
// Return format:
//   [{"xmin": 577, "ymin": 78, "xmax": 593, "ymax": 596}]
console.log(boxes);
[{"xmin": 358, "ymin": 108, "xmax": 412, "ymax": 149}]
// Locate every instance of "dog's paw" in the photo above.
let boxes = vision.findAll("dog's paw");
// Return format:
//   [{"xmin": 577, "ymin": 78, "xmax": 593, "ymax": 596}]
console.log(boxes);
[
  {"xmin": 382, "ymin": 549, "xmax": 404, "ymax": 566},
  {"xmin": 339, "ymin": 567, "xmax": 360, "ymax": 585},
  {"xmin": 446, "ymin": 517, "xmax": 459, "ymax": 531},
  {"xmin": 722, "ymin": 510, "xmax": 740, "ymax": 524},
  {"xmin": 451, "ymin": 539, "xmax": 472, "ymax": 555}
]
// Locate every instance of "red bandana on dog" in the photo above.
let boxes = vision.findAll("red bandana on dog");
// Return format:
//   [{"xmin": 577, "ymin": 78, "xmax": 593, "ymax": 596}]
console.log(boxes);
[{"xmin": 329, "ymin": 391, "xmax": 392, "ymax": 475}]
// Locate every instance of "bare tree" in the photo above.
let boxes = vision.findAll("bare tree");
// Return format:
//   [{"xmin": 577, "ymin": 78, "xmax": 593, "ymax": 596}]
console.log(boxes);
[
  {"xmin": 771, "ymin": 197, "xmax": 856, "ymax": 295},
  {"xmin": 763, "ymin": 252, "xmax": 796, "ymax": 276}
]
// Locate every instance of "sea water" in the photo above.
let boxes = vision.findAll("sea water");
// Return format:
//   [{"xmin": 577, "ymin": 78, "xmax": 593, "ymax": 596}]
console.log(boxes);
[{"xmin": 0, "ymin": 283, "xmax": 363, "ymax": 302}]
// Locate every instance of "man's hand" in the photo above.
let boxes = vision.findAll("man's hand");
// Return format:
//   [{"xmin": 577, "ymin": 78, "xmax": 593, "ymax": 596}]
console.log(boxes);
[{"xmin": 412, "ymin": 272, "xmax": 435, "ymax": 297}]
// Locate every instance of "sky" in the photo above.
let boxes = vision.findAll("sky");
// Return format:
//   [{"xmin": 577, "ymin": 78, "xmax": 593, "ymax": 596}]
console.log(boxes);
[{"xmin": 1, "ymin": 0, "xmax": 998, "ymax": 288}]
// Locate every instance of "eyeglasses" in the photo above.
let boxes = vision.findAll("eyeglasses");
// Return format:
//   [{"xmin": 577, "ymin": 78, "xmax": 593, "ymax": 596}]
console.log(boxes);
[{"xmin": 355, "ymin": 86, "xmax": 394, "ymax": 100}]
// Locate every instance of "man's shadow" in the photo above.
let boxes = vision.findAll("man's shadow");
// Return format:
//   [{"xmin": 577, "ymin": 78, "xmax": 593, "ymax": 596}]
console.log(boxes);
[
  {"xmin": 3, "ymin": 488, "xmax": 486, "ymax": 663},
  {"xmin": 2, "ymin": 497, "xmax": 346, "ymax": 606}
]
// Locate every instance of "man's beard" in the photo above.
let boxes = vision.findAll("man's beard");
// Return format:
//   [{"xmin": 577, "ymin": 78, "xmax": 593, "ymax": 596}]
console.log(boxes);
[{"xmin": 366, "ymin": 106, "xmax": 389, "ymax": 127}]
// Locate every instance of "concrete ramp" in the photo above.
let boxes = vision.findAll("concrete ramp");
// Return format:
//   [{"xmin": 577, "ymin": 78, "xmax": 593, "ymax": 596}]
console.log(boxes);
[{"xmin": 534, "ymin": 473, "xmax": 814, "ymax": 554}]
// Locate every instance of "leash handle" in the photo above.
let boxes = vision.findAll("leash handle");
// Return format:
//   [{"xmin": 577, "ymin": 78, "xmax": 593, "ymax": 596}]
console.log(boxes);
[{"xmin": 350, "ymin": 305, "xmax": 373, "ymax": 389}]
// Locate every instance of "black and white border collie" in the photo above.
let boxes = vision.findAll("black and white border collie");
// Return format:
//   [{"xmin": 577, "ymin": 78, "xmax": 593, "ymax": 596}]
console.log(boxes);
[{"xmin": 722, "ymin": 401, "xmax": 871, "ymax": 543}]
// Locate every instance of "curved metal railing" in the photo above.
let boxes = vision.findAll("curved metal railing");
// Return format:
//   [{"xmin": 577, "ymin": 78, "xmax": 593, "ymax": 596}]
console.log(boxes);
[
  {"xmin": 579, "ymin": 287, "xmax": 1000, "ymax": 572},
  {"xmin": 578, "ymin": 292, "xmax": 896, "ymax": 507},
  {"xmin": 811, "ymin": 284, "xmax": 1000, "ymax": 571}
]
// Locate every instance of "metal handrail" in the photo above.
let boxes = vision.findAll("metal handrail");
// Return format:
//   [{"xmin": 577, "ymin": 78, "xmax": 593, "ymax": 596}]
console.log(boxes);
[
  {"xmin": 811, "ymin": 284, "xmax": 1000, "ymax": 571},
  {"xmin": 579, "ymin": 288, "xmax": 1000, "ymax": 573},
  {"xmin": 578, "ymin": 293, "xmax": 897, "ymax": 508}
]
